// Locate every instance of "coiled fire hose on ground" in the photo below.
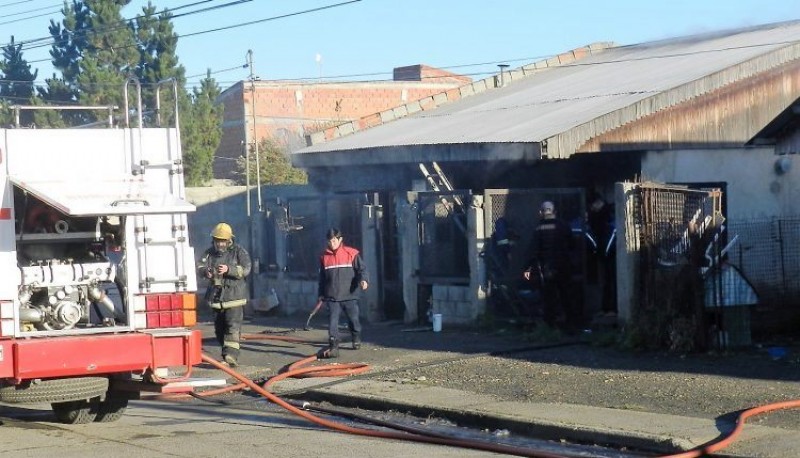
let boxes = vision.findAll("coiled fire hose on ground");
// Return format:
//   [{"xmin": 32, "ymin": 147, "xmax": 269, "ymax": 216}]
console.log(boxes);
[
  {"xmin": 200, "ymin": 351, "xmax": 568, "ymax": 458},
  {"xmin": 169, "ymin": 332, "xmax": 798, "ymax": 458}
]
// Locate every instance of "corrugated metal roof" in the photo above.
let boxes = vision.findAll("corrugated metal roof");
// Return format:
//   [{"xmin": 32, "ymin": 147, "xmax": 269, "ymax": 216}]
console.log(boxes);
[{"xmin": 296, "ymin": 20, "xmax": 800, "ymax": 158}]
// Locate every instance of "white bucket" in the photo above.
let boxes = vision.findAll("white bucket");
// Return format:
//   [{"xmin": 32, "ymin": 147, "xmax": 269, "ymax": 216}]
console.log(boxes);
[{"xmin": 432, "ymin": 313, "xmax": 443, "ymax": 332}]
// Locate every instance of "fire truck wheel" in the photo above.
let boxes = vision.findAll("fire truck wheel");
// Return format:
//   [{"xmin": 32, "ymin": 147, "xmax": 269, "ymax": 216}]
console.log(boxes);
[
  {"xmin": 95, "ymin": 392, "xmax": 129, "ymax": 422},
  {"xmin": 51, "ymin": 398, "xmax": 100, "ymax": 424},
  {"xmin": 0, "ymin": 377, "xmax": 108, "ymax": 404}
]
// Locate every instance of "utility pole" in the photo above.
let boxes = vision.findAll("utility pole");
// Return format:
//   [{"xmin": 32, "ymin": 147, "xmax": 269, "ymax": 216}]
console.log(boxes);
[
  {"xmin": 242, "ymin": 140, "xmax": 250, "ymax": 218},
  {"xmin": 247, "ymin": 49, "xmax": 263, "ymax": 212},
  {"xmin": 245, "ymin": 50, "xmax": 262, "ymax": 301}
]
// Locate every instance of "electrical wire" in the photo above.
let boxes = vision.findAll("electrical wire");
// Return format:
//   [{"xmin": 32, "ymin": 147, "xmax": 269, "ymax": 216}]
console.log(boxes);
[{"xmin": 1, "ymin": 2, "xmax": 798, "ymax": 96}]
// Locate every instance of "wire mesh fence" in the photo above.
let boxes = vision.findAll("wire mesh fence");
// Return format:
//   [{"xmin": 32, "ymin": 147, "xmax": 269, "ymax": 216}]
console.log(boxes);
[
  {"xmin": 632, "ymin": 182, "xmax": 799, "ymax": 348},
  {"xmin": 726, "ymin": 217, "xmax": 800, "ymax": 335}
]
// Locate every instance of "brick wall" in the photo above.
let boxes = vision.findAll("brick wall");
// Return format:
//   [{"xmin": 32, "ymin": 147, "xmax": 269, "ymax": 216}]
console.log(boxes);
[{"xmin": 213, "ymin": 65, "xmax": 471, "ymax": 180}]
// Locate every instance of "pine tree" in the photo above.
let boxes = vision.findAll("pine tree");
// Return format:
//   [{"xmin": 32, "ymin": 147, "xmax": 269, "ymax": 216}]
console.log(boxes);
[
  {"xmin": 39, "ymin": 0, "xmax": 90, "ymax": 106},
  {"xmin": 77, "ymin": 1, "xmax": 139, "ymax": 113},
  {"xmin": 183, "ymin": 71, "xmax": 223, "ymax": 186},
  {"xmin": 37, "ymin": 0, "xmax": 223, "ymax": 183},
  {"xmin": 0, "ymin": 36, "xmax": 38, "ymax": 126},
  {"xmin": 132, "ymin": 3, "xmax": 187, "ymax": 126},
  {"xmin": 42, "ymin": 0, "xmax": 139, "ymax": 125}
]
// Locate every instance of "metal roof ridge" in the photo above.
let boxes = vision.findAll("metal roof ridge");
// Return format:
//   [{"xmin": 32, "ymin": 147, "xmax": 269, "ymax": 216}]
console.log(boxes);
[
  {"xmin": 544, "ymin": 41, "xmax": 800, "ymax": 159},
  {"xmin": 301, "ymin": 42, "xmax": 616, "ymax": 150}
]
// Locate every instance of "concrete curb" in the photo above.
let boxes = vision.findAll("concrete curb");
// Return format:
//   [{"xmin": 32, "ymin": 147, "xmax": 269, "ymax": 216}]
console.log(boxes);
[{"xmin": 280, "ymin": 379, "xmax": 797, "ymax": 457}]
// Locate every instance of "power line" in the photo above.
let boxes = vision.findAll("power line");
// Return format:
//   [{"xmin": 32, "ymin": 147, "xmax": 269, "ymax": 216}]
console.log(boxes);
[
  {"xmin": 8, "ymin": 31, "xmax": 800, "ymax": 90},
  {"xmin": 0, "ymin": 0, "xmax": 34, "ymax": 10},
  {"xmin": 178, "ymin": 0, "xmax": 361, "ymax": 38},
  {"xmin": 186, "ymin": 64, "xmax": 248, "ymax": 80},
  {"xmin": 0, "ymin": 4, "xmax": 60, "ymax": 23},
  {"xmin": 0, "ymin": 0, "xmax": 238, "ymax": 52},
  {"xmin": 3, "ymin": 1, "xmax": 798, "ymax": 94},
  {"xmin": 17, "ymin": 0, "xmax": 361, "ymax": 70},
  {"xmin": 185, "ymin": 36, "xmax": 800, "ymax": 86}
]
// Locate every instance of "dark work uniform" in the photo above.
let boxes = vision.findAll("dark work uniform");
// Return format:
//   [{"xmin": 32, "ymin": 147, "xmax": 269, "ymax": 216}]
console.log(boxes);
[
  {"xmin": 587, "ymin": 202, "xmax": 617, "ymax": 314},
  {"xmin": 528, "ymin": 216, "xmax": 576, "ymax": 328},
  {"xmin": 318, "ymin": 244, "xmax": 368, "ymax": 347},
  {"xmin": 198, "ymin": 242, "xmax": 251, "ymax": 361}
]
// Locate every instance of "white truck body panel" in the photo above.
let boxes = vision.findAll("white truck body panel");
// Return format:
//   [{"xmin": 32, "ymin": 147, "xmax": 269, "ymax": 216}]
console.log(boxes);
[
  {"xmin": 8, "ymin": 176, "xmax": 194, "ymax": 216},
  {"xmin": 0, "ymin": 125, "xmax": 197, "ymax": 337}
]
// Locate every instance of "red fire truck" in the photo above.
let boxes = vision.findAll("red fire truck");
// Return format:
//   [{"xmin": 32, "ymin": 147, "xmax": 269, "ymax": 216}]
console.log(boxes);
[{"xmin": 0, "ymin": 79, "xmax": 210, "ymax": 423}]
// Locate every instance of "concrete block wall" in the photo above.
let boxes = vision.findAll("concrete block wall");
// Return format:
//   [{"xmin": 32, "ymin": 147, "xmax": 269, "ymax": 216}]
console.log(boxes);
[
  {"xmin": 282, "ymin": 279, "xmax": 318, "ymax": 313},
  {"xmin": 430, "ymin": 285, "xmax": 474, "ymax": 325}
]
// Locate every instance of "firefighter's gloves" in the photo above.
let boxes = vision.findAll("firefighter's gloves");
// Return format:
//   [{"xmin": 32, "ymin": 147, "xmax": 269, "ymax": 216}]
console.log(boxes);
[{"xmin": 206, "ymin": 264, "xmax": 229, "ymax": 279}]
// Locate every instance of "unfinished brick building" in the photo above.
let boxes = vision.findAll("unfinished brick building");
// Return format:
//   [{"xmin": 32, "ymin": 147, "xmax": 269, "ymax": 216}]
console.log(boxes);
[{"xmin": 214, "ymin": 64, "xmax": 470, "ymax": 180}]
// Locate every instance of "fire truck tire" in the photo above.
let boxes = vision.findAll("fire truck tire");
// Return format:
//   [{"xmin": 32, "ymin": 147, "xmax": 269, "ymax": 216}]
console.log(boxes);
[
  {"xmin": 51, "ymin": 399, "xmax": 99, "ymax": 424},
  {"xmin": 0, "ymin": 377, "xmax": 108, "ymax": 404},
  {"xmin": 94, "ymin": 392, "xmax": 128, "ymax": 422}
]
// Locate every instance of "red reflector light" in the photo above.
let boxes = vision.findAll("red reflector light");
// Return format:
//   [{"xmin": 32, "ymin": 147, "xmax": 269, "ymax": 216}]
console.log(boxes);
[
  {"xmin": 141, "ymin": 294, "xmax": 198, "ymax": 328},
  {"xmin": 145, "ymin": 294, "xmax": 179, "ymax": 311},
  {"xmin": 147, "ymin": 311, "xmax": 182, "ymax": 328}
]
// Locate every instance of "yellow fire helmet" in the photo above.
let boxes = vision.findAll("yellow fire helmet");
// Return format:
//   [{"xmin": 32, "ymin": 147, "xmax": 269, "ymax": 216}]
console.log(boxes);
[{"xmin": 211, "ymin": 222, "xmax": 234, "ymax": 240}]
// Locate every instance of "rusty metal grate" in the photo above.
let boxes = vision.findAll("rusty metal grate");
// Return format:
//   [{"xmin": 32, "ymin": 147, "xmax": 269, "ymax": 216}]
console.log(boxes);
[{"xmin": 418, "ymin": 191, "xmax": 470, "ymax": 281}]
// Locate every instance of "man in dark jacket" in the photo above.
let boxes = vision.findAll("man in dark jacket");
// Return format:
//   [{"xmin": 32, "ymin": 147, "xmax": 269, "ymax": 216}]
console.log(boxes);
[
  {"xmin": 198, "ymin": 222, "xmax": 252, "ymax": 367},
  {"xmin": 318, "ymin": 228, "xmax": 369, "ymax": 358},
  {"xmin": 524, "ymin": 201, "xmax": 576, "ymax": 329},
  {"xmin": 586, "ymin": 193, "xmax": 617, "ymax": 315}
]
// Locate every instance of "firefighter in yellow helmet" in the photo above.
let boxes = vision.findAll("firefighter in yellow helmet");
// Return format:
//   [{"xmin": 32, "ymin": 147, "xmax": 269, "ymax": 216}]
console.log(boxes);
[{"xmin": 198, "ymin": 222, "xmax": 252, "ymax": 367}]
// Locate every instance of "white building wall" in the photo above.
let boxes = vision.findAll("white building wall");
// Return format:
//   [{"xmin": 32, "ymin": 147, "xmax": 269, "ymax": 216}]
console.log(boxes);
[{"xmin": 641, "ymin": 147, "xmax": 800, "ymax": 218}]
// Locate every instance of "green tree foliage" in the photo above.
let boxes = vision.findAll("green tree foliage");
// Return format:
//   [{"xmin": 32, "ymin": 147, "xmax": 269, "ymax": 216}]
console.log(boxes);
[
  {"xmin": 182, "ymin": 71, "xmax": 222, "ymax": 186},
  {"xmin": 30, "ymin": 1, "xmax": 222, "ymax": 181},
  {"xmin": 41, "ymin": 1, "xmax": 139, "ymax": 125},
  {"xmin": 0, "ymin": 36, "xmax": 38, "ymax": 126},
  {"xmin": 236, "ymin": 138, "xmax": 308, "ymax": 186},
  {"xmin": 42, "ymin": 0, "xmax": 89, "ymax": 103},
  {"xmin": 41, "ymin": 1, "xmax": 192, "ymax": 127},
  {"xmin": 131, "ymin": 3, "xmax": 187, "ymax": 126}
]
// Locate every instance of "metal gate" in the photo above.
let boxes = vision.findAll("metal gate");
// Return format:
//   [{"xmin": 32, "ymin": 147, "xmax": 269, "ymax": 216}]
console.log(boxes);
[
  {"xmin": 630, "ymin": 182, "xmax": 727, "ymax": 350},
  {"xmin": 417, "ymin": 191, "xmax": 471, "ymax": 282},
  {"xmin": 279, "ymin": 194, "xmax": 365, "ymax": 279}
]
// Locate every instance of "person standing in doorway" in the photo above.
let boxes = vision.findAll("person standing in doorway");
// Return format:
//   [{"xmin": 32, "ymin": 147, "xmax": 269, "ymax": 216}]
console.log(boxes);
[
  {"xmin": 586, "ymin": 193, "xmax": 617, "ymax": 315},
  {"xmin": 523, "ymin": 201, "xmax": 577, "ymax": 330},
  {"xmin": 318, "ymin": 228, "xmax": 369, "ymax": 358},
  {"xmin": 198, "ymin": 222, "xmax": 252, "ymax": 367}
]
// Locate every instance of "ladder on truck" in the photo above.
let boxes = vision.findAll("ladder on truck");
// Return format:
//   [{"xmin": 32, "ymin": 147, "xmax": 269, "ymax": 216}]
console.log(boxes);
[
  {"xmin": 126, "ymin": 78, "xmax": 192, "ymax": 292},
  {"xmin": 418, "ymin": 162, "xmax": 467, "ymax": 233}
]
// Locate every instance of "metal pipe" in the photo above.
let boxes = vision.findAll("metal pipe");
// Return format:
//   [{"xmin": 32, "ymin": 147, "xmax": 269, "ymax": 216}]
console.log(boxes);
[
  {"xmin": 88, "ymin": 285, "xmax": 116, "ymax": 319},
  {"xmin": 19, "ymin": 306, "xmax": 43, "ymax": 323}
]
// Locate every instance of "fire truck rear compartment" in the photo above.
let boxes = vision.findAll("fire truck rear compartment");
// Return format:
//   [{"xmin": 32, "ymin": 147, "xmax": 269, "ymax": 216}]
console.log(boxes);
[{"xmin": 14, "ymin": 190, "xmax": 128, "ymax": 332}]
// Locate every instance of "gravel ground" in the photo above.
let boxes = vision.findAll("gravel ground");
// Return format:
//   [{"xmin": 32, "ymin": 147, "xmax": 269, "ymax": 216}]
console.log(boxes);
[
  {"xmin": 388, "ymin": 345, "xmax": 800, "ymax": 429},
  {"xmin": 383, "ymin": 333, "xmax": 800, "ymax": 431},
  {"xmin": 239, "ymin": 315, "xmax": 800, "ymax": 432}
]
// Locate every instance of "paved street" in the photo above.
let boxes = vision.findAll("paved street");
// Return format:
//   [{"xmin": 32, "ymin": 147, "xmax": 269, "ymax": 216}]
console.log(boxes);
[{"xmin": 0, "ymin": 400, "xmax": 509, "ymax": 458}]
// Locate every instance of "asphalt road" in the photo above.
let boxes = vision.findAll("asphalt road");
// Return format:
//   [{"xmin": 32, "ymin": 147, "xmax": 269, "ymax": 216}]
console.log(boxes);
[{"xmin": 0, "ymin": 399, "xmax": 513, "ymax": 458}]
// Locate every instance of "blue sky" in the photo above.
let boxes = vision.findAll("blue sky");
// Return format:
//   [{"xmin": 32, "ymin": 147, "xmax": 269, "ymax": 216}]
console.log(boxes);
[{"xmin": 1, "ymin": 0, "xmax": 798, "ymax": 90}]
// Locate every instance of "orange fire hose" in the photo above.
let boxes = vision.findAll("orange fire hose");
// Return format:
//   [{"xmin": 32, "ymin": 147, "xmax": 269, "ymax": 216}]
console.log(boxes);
[
  {"xmin": 179, "ymin": 332, "xmax": 798, "ymax": 457},
  {"xmin": 658, "ymin": 399, "xmax": 800, "ymax": 458},
  {"xmin": 200, "ymin": 353, "xmax": 568, "ymax": 458}
]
